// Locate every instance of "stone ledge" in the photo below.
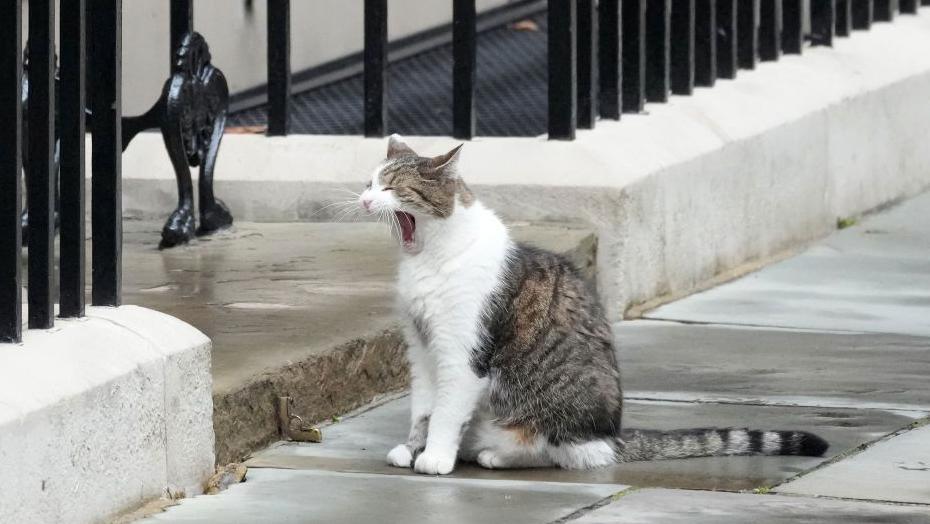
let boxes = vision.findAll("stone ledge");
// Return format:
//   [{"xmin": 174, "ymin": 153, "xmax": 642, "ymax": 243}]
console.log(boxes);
[{"xmin": 0, "ymin": 306, "xmax": 214, "ymax": 524}]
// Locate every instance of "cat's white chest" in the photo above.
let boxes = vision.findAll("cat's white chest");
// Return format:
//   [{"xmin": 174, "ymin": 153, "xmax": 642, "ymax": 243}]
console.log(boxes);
[{"xmin": 395, "ymin": 206, "xmax": 511, "ymax": 353}]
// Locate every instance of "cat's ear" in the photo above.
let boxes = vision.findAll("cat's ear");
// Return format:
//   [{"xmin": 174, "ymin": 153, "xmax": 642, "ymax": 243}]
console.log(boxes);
[
  {"xmin": 428, "ymin": 144, "xmax": 463, "ymax": 177},
  {"xmin": 387, "ymin": 134, "xmax": 416, "ymax": 159}
]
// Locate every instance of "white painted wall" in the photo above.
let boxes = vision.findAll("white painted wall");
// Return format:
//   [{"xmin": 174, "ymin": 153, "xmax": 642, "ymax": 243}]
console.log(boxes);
[
  {"xmin": 115, "ymin": 12, "xmax": 930, "ymax": 319},
  {"xmin": 0, "ymin": 306, "xmax": 214, "ymax": 524}
]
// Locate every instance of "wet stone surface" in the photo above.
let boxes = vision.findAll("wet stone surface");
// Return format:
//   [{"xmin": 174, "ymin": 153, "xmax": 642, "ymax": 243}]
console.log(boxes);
[
  {"xmin": 247, "ymin": 396, "xmax": 919, "ymax": 492},
  {"xmin": 122, "ymin": 221, "xmax": 398, "ymax": 395},
  {"xmin": 616, "ymin": 320, "xmax": 930, "ymax": 413},
  {"xmin": 646, "ymin": 192, "xmax": 930, "ymax": 336},
  {"xmin": 142, "ymin": 468, "xmax": 625, "ymax": 524},
  {"xmin": 121, "ymin": 220, "xmax": 594, "ymax": 395},
  {"xmin": 778, "ymin": 424, "xmax": 930, "ymax": 504},
  {"xmin": 572, "ymin": 488, "xmax": 930, "ymax": 523}
]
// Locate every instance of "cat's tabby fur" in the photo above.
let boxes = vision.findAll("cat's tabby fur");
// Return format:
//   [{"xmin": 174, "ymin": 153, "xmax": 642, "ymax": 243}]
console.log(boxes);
[{"xmin": 358, "ymin": 136, "xmax": 828, "ymax": 475}]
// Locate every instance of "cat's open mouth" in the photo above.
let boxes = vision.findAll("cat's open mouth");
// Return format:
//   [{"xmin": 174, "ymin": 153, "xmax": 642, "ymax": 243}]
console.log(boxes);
[{"xmin": 396, "ymin": 211, "xmax": 416, "ymax": 249}]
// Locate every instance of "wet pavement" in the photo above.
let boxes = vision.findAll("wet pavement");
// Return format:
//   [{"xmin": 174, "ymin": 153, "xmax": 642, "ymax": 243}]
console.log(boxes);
[
  {"xmin": 123, "ymin": 221, "xmax": 397, "ymax": 395},
  {"xmin": 570, "ymin": 489, "xmax": 930, "ymax": 523},
  {"xmin": 245, "ymin": 396, "xmax": 916, "ymax": 492},
  {"xmin": 645, "ymin": 193, "xmax": 930, "ymax": 336},
  {"xmin": 123, "ymin": 220, "xmax": 594, "ymax": 396},
  {"xmin": 142, "ymin": 192, "xmax": 930, "ymax": 522},
  {"xmin": 778, "ymin": 424, "xmax": 930, "ymax": 504}
]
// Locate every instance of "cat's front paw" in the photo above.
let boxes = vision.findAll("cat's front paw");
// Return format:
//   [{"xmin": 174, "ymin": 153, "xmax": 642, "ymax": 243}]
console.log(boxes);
[
  {"xmin": 387, "ymin": 444, "xmax": 413, "ymax": 468},
  {"xmin": 414, "ymin": 449, "xmax": 456, "ymax": 475}
]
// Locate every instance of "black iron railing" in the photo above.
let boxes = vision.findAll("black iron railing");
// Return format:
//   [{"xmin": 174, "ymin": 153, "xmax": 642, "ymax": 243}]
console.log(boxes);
[
  {"xmin": 0, "ymin": 0, "xmax": 119, "ymax": 343},
  {"xmin": 1, "ymin": 0, "xmax": 231, "ymax": 343},
  {"xmin": 1, "ymin": 0, "xmax": 24, "ymax": 342},
  {"xmin": 256, "ymin": 0, "xmax": 922, "ymax": 139}
]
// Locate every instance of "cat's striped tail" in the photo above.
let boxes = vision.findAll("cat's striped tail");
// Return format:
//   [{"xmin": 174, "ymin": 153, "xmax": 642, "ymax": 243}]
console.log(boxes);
[{"xmin": 616, "ymin": 427, "xmax": 829, "ymax": 462}]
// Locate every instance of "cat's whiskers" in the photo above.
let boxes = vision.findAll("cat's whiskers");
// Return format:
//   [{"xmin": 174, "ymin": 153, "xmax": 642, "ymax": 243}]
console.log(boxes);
[
  {"xmin": 333, "ymin": 187, "xmax": 363, "ymax": 198},
  {"xmin": 332, "ymin": 205, "xmax": 362, "ymax": 223},
  {"xmin": 310, "ymin": 198, "xmax": 359, "ymax": 220}
]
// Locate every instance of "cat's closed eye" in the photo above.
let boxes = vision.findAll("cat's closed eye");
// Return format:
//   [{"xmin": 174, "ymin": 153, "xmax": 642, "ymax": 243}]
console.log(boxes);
[{"xmin": 383, "ymin": 186, "xmax": 395, "ymax": 191}]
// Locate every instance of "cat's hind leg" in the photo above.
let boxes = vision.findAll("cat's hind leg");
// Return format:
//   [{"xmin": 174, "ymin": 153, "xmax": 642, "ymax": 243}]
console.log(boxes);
[
  {"xmin": 461, "ymin": 415, "xmax": 553, "ymax": 470},
  {"xmin": 547, "ymin": 440, "xmax": 618, "ymax": 469}
]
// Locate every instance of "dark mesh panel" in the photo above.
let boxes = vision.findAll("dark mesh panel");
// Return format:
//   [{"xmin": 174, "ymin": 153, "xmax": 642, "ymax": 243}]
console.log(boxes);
[{"xmin": 229, "ymin": 13, "xmax": 548, "ymax": 137}]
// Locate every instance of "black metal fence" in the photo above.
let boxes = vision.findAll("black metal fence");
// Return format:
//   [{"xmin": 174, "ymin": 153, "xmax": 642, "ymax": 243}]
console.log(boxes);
[
  {"xmin": 0, "ymin": 0, "xmax": 188, "ymax": 343},
  {"xmin": 258, "ymin": 0, "xmax": 926, "ymax": 139},
  {"xmin": 0, "ymin": 0, "xmax": 926, "ymax": 343}
]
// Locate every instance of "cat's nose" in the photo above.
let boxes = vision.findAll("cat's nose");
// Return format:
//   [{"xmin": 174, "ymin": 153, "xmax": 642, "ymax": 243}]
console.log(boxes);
[{"xmin": 361, "ymin": 199, "xmax": 372, "ymax": 211}]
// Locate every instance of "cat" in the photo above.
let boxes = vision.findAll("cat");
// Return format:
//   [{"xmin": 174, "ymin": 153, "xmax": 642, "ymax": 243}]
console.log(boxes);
[{"xmin": 358, "ymin": 135, "xmax": 828, "ymax": 475}]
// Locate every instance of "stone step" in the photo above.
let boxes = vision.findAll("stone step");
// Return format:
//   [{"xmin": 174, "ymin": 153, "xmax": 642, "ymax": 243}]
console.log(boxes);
[{"xmin": 121, "ymin": 219, "xmax": 597, "ymax": 464}]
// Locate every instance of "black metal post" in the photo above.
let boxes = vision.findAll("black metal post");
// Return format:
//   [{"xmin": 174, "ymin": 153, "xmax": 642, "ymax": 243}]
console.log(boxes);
[
  {"xmin": 645, "ymin": 0, "xmax": 670, "ymax": 102},
  {"xmin": 452, "ymin": 0, "xmax": 476, "ymax": 139},
  {"xmin": 694, "ymin": 0, "xmax": 716, "ymax": 87},
  {"xmin": 716, "ymin": 0, "xmax": 737, "ymax": 78},
  {"xmin": 874, "ymin": 0, "xmax": 895, "ymax": 20},
  {"xmin": 577, "ymin": 0, "xmax": 597, "ymax": 129},
  {"xmin": 623, "ymin": 0, "xmax": 647, "ymax": 112},
  {"xmin": 783, "ymin": 0, "xmax": 804, "ymax": 53},
  {"xmin": 671, "ymin": 0, "xmax": 695, "ymax": 95},
  {"xmin": 548, "ymin": 0, "xmax": 577, "ymax": 139},
  {"xmin": 89, "ymin": 0, "xmax": 122, "ymax": 307},
  {"xmin": 811, "ymin": 0, "xmax": 836, "ymax": 46},
  {"xmin": 598, "ymin": 0, "xmax": 622, "ymax": 119},
  {"xmin": 900, "ymin": 0, "xmax": 918, "ymax": 13},
  {"xmin": 0, "ymin": 0, "xmax": 23, "ymax": 342},
  {"xmin": 364, "ymin": 0, "xmax": 388, "ymax": 137},
  {"xmin": 27, "ymin": 0, "xmax": 56, "ymax": 329},
  {"xmin": 170, "ymin": 0, "xmax": 193, "ymax": 62},
  {"xmin": 759, "ymin": 0, "xmax": 782, "ymax": 61},
  {"xmin": 836, "ymin": 0, "xmax": 854, "ymax": 36},
  {"xmin": 737, "ymin": 0, "xmax": 759, "ymax": 70},
  {"xmin": 852, "ymin": 0, "xmax": 874, "ymax": 29},
  {"xmin": 267, "ymin": 0, "xmax": 290, "ymax": 136},
  {"xmin": 60, "ymin": 0, "xmax": 87, "ymax": 318}
]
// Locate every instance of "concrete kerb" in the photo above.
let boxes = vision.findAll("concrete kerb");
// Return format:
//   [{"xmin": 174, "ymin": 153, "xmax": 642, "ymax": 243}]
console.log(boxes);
[
  {"xmin": 116, "ymin": 13, "xmax": 930, "ymax": 319},
  {"xmin": 0, "ymin": 306, "xmax": 214, "ymax": 524}
]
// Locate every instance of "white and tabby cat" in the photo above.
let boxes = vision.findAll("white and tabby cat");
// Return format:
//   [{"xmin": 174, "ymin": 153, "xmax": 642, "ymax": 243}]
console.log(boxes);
[{"xmin": 358, "ymin": 135, "xmax": 828, "ymax": 475}]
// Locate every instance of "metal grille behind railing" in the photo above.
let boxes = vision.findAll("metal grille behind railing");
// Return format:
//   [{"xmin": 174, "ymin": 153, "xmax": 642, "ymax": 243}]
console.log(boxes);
[{"xmin": 254, "ymin": 0, "xmax": 925, "ymax": 139}]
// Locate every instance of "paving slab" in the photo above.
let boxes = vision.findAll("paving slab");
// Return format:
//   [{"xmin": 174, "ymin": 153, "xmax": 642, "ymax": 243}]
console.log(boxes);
[
  {"xmin": 616, "ymin": 320, "xmax": 930, "ymax": 413},
  {"xmin": 646, "ymin": 192, "xmax": 930, "ymax": 336},
  {"xmin": 141, "ymin": 468, "xmax": 625, "ymax": 524},
  {"xmin": 572, "ymin": 488, "xmax": 930, "ymax": 523},
  {"xmin": 247, "ymin": 397, "xmax": 917, "ymax": 492},
  {"xmin": 777, "ymin": 424, "xmax": 930, "ymax": 505}
]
